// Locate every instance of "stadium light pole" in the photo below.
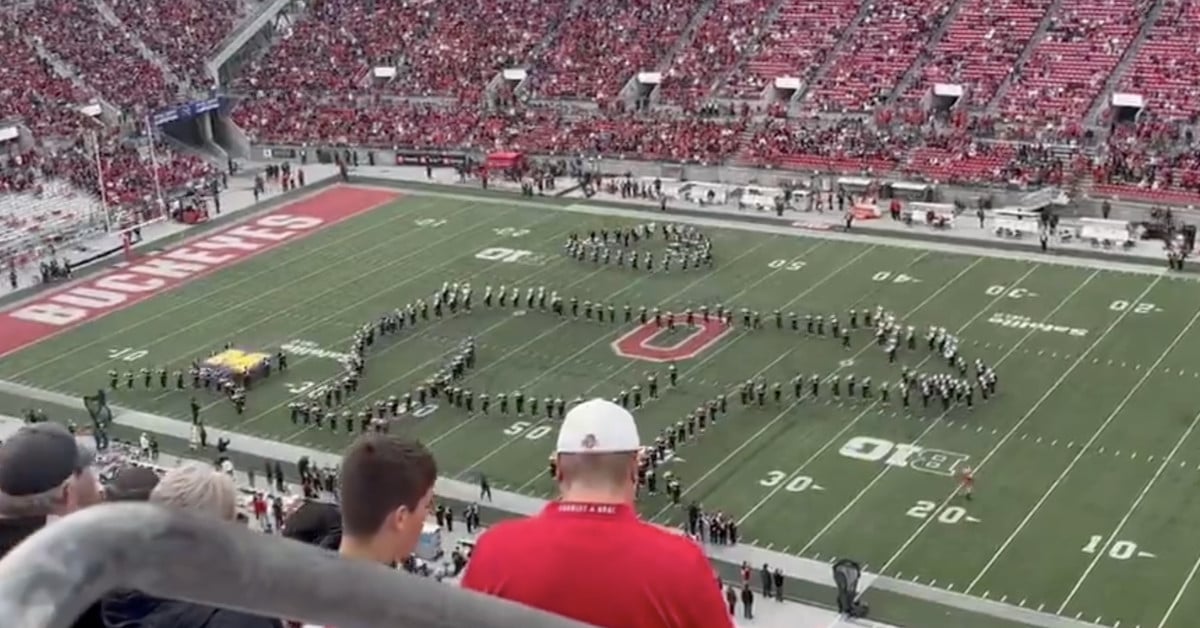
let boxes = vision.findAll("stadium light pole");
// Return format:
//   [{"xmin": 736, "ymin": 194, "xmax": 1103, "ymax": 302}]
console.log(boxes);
[
  {"xmin": 87, "ymin": 130, "xmax": 112, "ymax": 233},
  {"xmin": 143, "ymin": 115, "xmax": 166, "ymax": 217}
]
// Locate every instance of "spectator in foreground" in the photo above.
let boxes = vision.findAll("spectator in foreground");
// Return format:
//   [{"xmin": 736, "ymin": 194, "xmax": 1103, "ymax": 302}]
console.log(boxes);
[
  {"xmin": 131, "ymin": 463, "xmax": 283, "ymax": 628},
  {"xmin": 462, "ymin": 399, "xmax": 732, "ymax": 628},
  {"xmin": 99, "ymin": 465, "xmax": 163, "ymax": 626},
  {"xmin": 336, "ymin": 434, "xmax": 437, "ymax": 566},
  {"xmin": 104, "ymin": 465, "xmax": 161, "ymax": 502},
  {"xmin": 0, "ymin": 423, "xmax": 104, "ymax": 627}
]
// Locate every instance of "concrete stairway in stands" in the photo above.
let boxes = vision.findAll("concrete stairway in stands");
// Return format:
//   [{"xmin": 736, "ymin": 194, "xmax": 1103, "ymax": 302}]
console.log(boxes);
[
  {"xmin": 793, "ymin": 0, "xmax": 873, "ymax": 104},
  {"xmin": 986, "ymin": 0, "xmax": 1066, "ymax": 113},
  {"xmin": 1082, "ymin": 0, "xmax": 1167, "ymax": 125},
  {"xmin": 708, "ymin": 0, "xmax": 790, "ymax": 102},
  {"xmin": 882, "ymin": 0, "xmax": 972, "ymax": 108},
  {"xmin": 89, "ymin": 0, "xmax": 187, "ymax": 92},
  {"xmin": 655, "ymin": 0, "xmax": 719, "ymax": 73}
]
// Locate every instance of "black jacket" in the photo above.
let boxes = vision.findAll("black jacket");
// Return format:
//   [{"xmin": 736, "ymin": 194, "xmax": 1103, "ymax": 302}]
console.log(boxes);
[{"xmin": 137, "ymin": 599, "xmax": 283, "ymax": 628}]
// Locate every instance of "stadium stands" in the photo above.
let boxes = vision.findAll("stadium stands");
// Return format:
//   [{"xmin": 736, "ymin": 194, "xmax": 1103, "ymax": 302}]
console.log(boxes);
[
  {"xmin": 399, "ymin": 0, "xmax": 570, "ymax": 101},
  {"xmin": 720, "ymin": 0, "xmax": 859, "ymax": 99},
  {"xmin": 0, "ymin": 33, "xmax": 88, "ymax": 140},
  {"xmin": 1115, "ymin": 0, "xmax": 1200, "ymax": 122},
  {"xmin": 998, "ymin": 0, "xmax": 1153, "ymax": 125},
  {"xmin": 7, "ymin": 0, "xmax": 1200, "ymax": 262},
  {"xmin": 529, "ymin": 0, "xmax": 703, "ymax": 101},
  {"xmin": 659, "ymin": 0, "xmax": 775, "ymax": 106},
  {"xmin": 20, "ymin": 0, "xmax": 175, "ymax": 113},
  {"xmin": 109, "ymin": 0, "xmax": 244, "ymax": 86},
  {"xmin": 806, "ymin": 0, "xmax": 952, "ymax": 113},
  {"xmin": 237, "ymin": 0, "xmax": 433, "ymax": 95},
  {"xmin": 909, "ymin": 0, "xmax": 1050, "ymax": 108}
]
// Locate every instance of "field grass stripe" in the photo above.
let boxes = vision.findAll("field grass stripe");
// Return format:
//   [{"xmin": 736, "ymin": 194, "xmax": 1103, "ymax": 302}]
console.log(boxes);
[
  {"xmin": 961, "ymin": 275, "xmax": 1181, "ymax": 595},
  {"xmin": 443, "ymin": 237, "xmax": 799, "ymax": 472},
  {"xmin": 6, "ymin": 197, "xmax": 449, "ymax": 380}
]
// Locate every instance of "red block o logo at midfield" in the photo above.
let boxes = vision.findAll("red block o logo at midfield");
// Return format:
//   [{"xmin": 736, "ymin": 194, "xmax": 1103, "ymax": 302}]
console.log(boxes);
[{"xmin": 612, "ymin": 319, "xmax": 731, "ymax": 362}]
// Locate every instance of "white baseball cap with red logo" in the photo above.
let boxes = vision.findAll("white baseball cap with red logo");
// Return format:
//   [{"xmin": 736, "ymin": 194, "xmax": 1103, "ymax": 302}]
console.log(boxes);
[{"xmin": 555, "ymin": 398, "xmax": 641, "ymax": 454}]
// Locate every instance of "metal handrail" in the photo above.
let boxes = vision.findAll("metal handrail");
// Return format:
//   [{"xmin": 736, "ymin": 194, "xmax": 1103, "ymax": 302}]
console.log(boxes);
[{"xmin": 0, "ymin": 503, "xmax": 595, "ymax": 628}]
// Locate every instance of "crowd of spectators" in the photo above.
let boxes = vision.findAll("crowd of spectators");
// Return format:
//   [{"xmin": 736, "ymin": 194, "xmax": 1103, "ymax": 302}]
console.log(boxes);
[
  {"xmin": 529, "ymin": 0, "xmax": 702, "ymax": 101},
  {"xmin": 399, "ymin": 0, "xmax": 570, "ymax": 101},
  {"xmin": 20, "ymin": 0, "xmax": 175, "ymax": 114},
  {"xmin": 109, "ymin": 0, "xmax": 244, "ymax": 86},
  {"xmin": 237, "ymin": 0, "xmax": 433, "ymax": 95},
  {"xmin": 1114, "ymin": 0, "xmax": 1200, "ymax": 124},
  {"xmin": 9, "ymin": 0, "xmax": 1200, "ymax": 234},
  {"xmin": 0, "ymin": 32, "xmax": 88, "ymax": 140},
  {"xmin": 721, "ymin": 0, "xmax": 859, "ymax": 98},
  {"xmin": 0, "ymin": 400, "xmax": 736, "ymax": 628},
  {"xmin": 998, "ymin": 0, "xmax": 1153, "ymax": 125},
  {"xmin": 909, "ymin": 0, "xmax": 1051, "ymax": 108},
  {"xmin": 742, "ymin": 117, "xmax": 917, "ymax": 173},
  {"xmin": 658, "ymin": 0, "xmax": 775, "ymax": 107},
  {"xmin": 806, "ymin": 0, "xmax": 952, "ymax": 113}
]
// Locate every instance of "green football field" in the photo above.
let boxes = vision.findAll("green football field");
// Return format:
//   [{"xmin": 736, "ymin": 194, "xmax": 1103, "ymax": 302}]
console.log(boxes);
[{"xmin": 3, "ymin": 184, "xmax": 1200, "ymax": 627}]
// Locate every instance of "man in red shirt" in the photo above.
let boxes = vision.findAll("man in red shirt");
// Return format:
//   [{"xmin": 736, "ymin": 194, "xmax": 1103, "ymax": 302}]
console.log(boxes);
[{"xmin": 462, "ymin": 399, "xmax": 732, "ymax": 628}]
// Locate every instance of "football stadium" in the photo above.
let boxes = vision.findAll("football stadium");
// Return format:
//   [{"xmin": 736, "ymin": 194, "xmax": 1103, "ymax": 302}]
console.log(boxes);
[{"xmin": 1, "ymin": 1, "xmax": 1200, "ymax": 627}]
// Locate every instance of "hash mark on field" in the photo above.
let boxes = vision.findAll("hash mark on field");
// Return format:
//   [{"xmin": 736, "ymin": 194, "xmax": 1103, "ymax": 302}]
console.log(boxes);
[
  {"xmin": 1037, "ymin": 604, "xmax": 1044, "ymax": 612},
  {"xmin": 912, "ymin": 575, "xmax": 919, "ymax": 583},
  {"xmin": 981, "ymin": 591, "xmax": 989, "ymax": 599},
  {"xmin": 1019, "ymin": 598, "xmax": 1026, "ymax": 607},
  {"xmin": 1036, "ymin": 436, "xmax": 1042, "ymax": 443},
  {"xmin": 1051, "ymin": 439, "xmax": 1058, "ymax": 447},
  {"xmin": 1000, "ymin": 595, "xmax": 1007, "ymax": 603},
  {"xmin": 976, "ymin": 425, "xmax": 982, "ymax": 432},
  {"xmin": 1075, "ymin": 612, "xmax": 1082, "ymax": 619}
]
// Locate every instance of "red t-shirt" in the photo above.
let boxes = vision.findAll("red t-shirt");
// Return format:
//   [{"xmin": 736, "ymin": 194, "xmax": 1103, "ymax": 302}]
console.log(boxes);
[{"xmin": 462, "ymin": 502, "xmax": 732, "ymax": 628}]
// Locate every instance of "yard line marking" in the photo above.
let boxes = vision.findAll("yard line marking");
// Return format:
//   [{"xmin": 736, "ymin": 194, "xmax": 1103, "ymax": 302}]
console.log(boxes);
[
  {"xmin": 964, "ymin": 276, "xmax": 1194, "ymax": 595},
  {"xmin": 1156, "ymin": 547, "xmax": 1200, "ymax": 628},
  {"xmin": 11, "ymin": 196, "xmax": 458, "ymax": 379},
  {"xmin": 1056, "ymin": 404, "xmax": 1200, "ymax": 613},
  {"xmin": 452, "ymin": 237, "xmax": 815, "ymax": 473},
  {"xmin": 793, "ymin": 269, "xmax": 1098, "ymax": 555},
  {"xmin": 729, "ymin": 261, "xmax": 1037, "ymax": 527},
  {"xmin": 508, "ymin": 242, "xmax": 882, "ymax": 491}
]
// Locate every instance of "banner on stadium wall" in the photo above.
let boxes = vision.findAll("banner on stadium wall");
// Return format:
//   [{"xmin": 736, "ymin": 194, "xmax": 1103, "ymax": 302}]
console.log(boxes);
[
  {"xmin": 394, "ymin": 149, "xmax": 468, "ymax": 167},
  {"xmin": 152, "ymin": 97, "xmax": 224, "ymax": 126}
]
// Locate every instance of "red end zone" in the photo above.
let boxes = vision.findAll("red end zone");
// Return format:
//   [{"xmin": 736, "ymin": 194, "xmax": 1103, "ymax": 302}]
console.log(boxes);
[{"xmin": 0, "ymin": 185, "xmax": 401, "ymax": 359}]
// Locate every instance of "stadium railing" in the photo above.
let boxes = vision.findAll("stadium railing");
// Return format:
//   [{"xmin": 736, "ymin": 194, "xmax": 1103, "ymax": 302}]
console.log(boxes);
[{"xmin": 0, "ymin": 502, "xmax": 596, "ymax": 628}]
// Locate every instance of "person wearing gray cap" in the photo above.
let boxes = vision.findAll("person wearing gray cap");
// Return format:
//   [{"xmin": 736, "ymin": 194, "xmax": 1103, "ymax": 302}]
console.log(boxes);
[
  {"xmin": 0, "ymin": 422, "xmax": 102, "ymax": 558},
  {"xmin": 0, "ymin": 422, "xmax": 105, "ymax": 628}
]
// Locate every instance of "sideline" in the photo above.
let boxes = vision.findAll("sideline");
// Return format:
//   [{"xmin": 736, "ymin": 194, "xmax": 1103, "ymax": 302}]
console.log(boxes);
[{"xmin": 0, "ymin": 378, "xmax": 1098, "ymax": 628}]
